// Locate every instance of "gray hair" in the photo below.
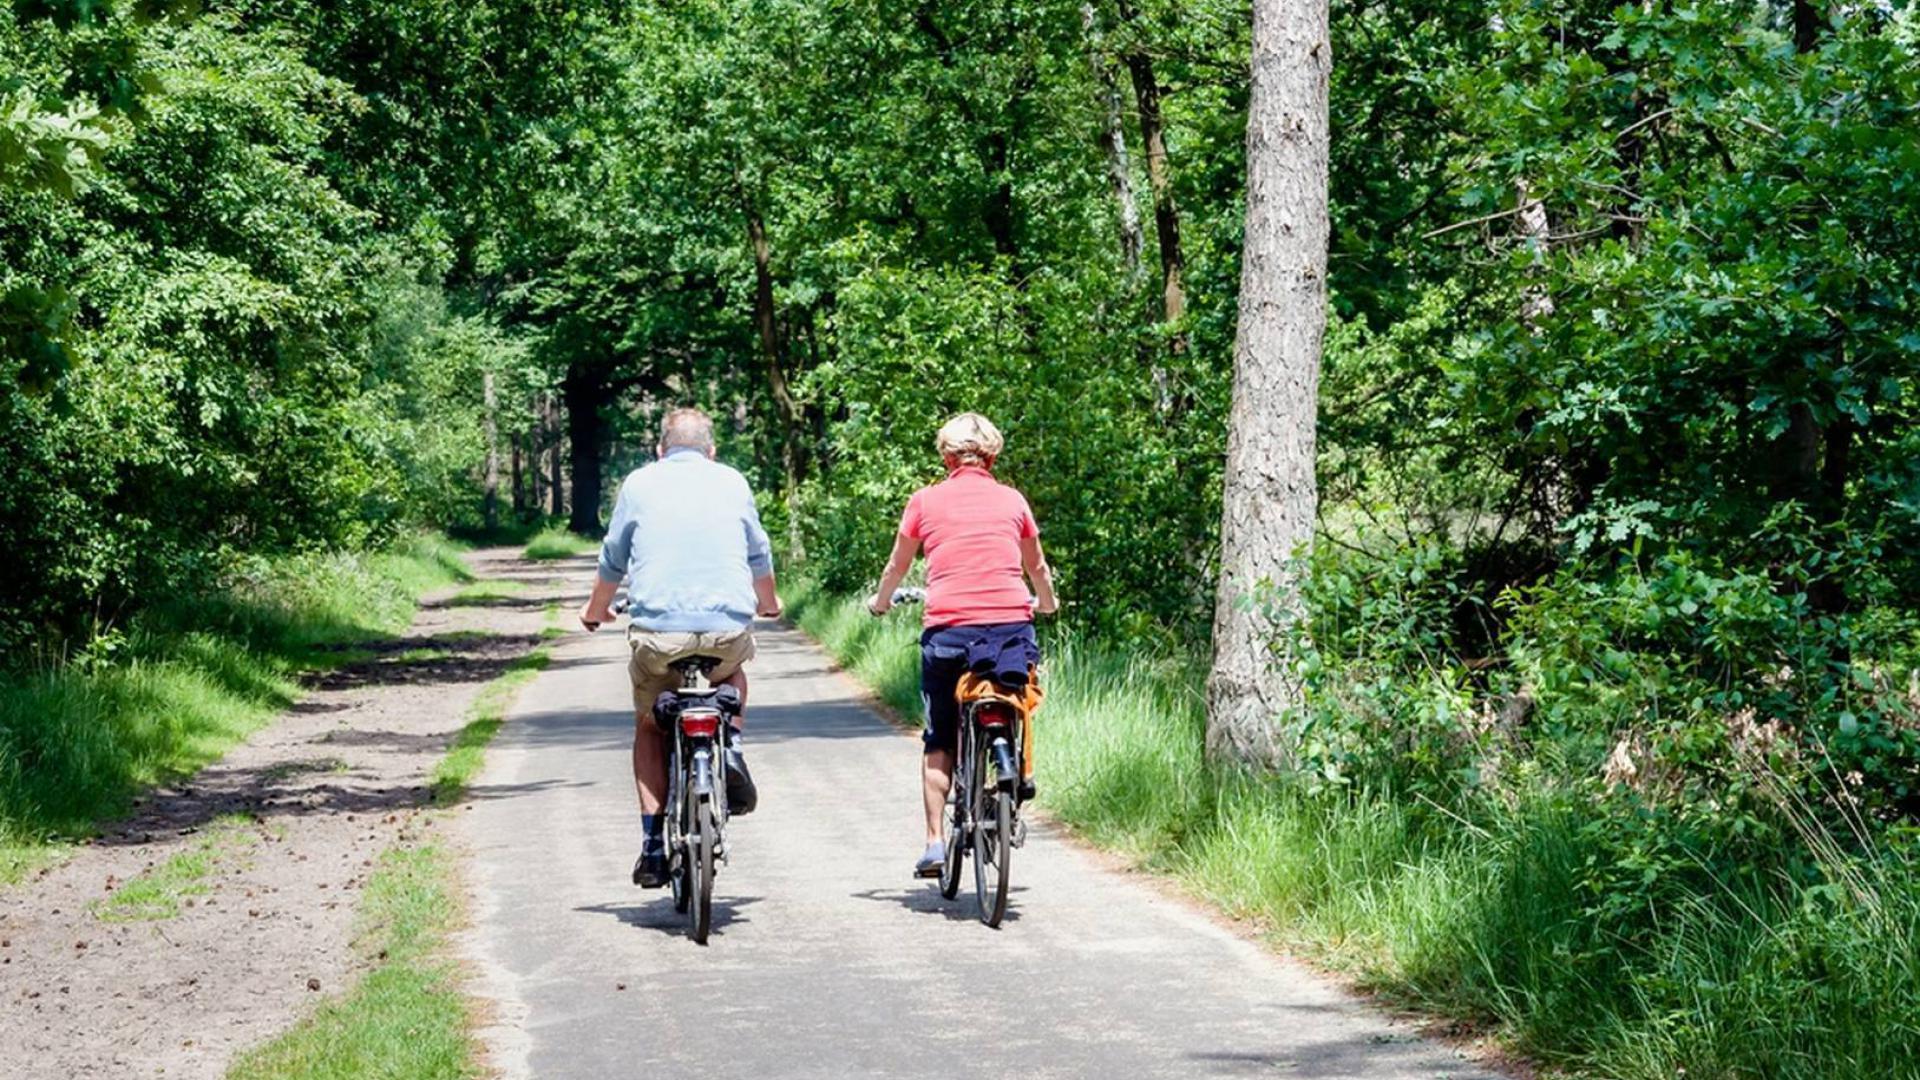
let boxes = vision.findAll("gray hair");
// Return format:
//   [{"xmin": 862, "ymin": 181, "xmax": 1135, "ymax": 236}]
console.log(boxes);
[{"xmin": 660, "ymin": 407, "xmax": 716, "ymax": 453}]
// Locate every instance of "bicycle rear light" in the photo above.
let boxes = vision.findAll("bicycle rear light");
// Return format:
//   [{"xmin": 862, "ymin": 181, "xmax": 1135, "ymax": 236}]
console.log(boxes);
[
  {"xmin": 679, "ymin": 710, "xmax": 722, "ymax": 738},
  {"xmin": 976, "ymin": 702, "xmax": 1015, "ymax": 727}
]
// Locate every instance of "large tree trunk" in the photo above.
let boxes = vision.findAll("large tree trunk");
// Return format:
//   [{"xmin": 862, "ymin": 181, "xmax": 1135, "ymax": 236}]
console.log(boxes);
[
  {"xmin": 1206, "ymin": 0, "xmax": 1330, "ymax": 767},
  {"xmin": 1082, "ymin": 3, "xmax": 1144, "ymax": 282},
  {"xmin": 743, "ymin": 196, "xmax": 807, "ymax": 561},
  {"xmin": 482, "ymin": 370, "xmax": 500, "ymax": 531},
  {"xmin": 510, "ymin": 428, "xmax": 526, "ymax": 517},
  {"xmin": 546, "ymin": 392, "xmax": 565, "ymax": 520},
  {"xmin": 1117, "ymin": 0, "xmax": 1187, "ymax": 356},
  {"xmin": 563, "ymin": 365, "xmax": 606, "ymax": 535}
]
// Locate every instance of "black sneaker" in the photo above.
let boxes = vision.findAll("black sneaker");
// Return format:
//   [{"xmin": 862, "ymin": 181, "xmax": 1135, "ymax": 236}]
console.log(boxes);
[
  {"xmin": 631, "ymin": 845, "xmax": 669, "ymax": 888},
  {"xmin": 725, "ymin": 728, "xmax": 758, "ymax": 815}
]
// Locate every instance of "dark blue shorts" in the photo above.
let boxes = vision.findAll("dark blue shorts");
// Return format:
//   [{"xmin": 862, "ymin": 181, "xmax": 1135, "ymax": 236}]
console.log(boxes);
[{"xmin": 919, "ymin": 622, "xmax": 1038, "ymax": 754}]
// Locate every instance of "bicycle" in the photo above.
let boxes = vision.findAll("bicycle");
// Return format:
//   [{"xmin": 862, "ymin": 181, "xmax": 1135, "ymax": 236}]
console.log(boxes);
[
  {"xmin": 650, "ymin": 655, "xmax": 739, "ymax": 945},
  {"xmin": 888, "ymin": 587, "xmax": 1029, "ymax": 928}
]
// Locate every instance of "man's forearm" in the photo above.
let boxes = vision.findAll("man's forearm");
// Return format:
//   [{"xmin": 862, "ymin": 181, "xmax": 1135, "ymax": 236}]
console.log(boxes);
[
  {"xmin": 753, "ymin": 574, "xmax": 781, "ymax": 616},
  {"xmin": 585, "ymin": 578, "xmax": 620, "ymax": 618}
]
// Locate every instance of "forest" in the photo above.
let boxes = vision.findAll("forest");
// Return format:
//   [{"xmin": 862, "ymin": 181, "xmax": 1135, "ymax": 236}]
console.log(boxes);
[{"xmin": 4, "ymin": 0, "xmax": 1919, "ymax": 1075}]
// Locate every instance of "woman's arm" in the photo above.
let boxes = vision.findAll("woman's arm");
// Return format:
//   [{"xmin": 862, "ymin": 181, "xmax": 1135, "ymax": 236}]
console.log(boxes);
[
  {"xmin": 1020, "ymin": 534, "xmax": 1059, "ymax": 615},
  {"xmin": 868, "ymin": 533, "xmax": 922, "ymax": 615}
]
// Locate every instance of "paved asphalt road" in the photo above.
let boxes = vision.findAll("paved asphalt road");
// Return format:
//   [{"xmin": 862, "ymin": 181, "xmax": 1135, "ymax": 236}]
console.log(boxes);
[{"xmin": 459, "ymin": 613, "xmax": 1497, "ymax": 1080}]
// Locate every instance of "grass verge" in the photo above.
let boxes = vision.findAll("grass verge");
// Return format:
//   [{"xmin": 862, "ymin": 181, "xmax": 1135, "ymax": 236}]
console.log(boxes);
[
  {"xmin": 232, "ymin": 598, "xmax": 557, "ymax": 1078},
  {"xmin": 225, "ymin": 844, "xmax": 474, "ymax": 1080},
  {"xmin": 93, "ymin": 814, "xmax": 266, "ymax": 922},
  {"xmin": 785, "ymin": 575, "xmax": 1920, "ymax": 1080},
  {"xmin": 430, "ymin": 626, "xmax": 555, "ymax": 804},
  {"xmin": 448, "ymin": 579, "xmax": 525, "ymax": 607},
  {"xmin": 0, "ymin": 533, "xmax": 473, "ymax": 883},
  {"xmin": 521, "ymin": 526, "xmax": 596, "ymax": 562}
]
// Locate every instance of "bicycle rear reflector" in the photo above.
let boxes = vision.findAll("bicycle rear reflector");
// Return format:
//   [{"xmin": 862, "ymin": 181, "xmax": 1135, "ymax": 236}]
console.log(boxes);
[
  {"xmin": 976, "ymin": 703, "xmax": 1016, "ymax": 727},
  {"xmin": 679, "ymin": 711, "xmax": 722, "ymax": 738}
]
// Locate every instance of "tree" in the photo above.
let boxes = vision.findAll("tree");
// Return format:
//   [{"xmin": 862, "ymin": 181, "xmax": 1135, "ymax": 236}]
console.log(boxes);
[{"xmin": 1206, "ymin": 0, "xmax": 1330, "ymax": 766}]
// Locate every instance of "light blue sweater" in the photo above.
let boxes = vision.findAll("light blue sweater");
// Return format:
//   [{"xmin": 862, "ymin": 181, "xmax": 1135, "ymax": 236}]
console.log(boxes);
[{"xmin": 596, "ymin": 449, "xmax": 775, "ymax": 632}]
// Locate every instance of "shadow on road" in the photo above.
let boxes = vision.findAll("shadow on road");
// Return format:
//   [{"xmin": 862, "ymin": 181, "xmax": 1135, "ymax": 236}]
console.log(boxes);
[
  {"xmin": 848, "ymin": 885, "xmax": 1026, "ymax": 924},
  {"xmin": 575, "ymin": 895, "xmax": 763, "ymax": 938}
]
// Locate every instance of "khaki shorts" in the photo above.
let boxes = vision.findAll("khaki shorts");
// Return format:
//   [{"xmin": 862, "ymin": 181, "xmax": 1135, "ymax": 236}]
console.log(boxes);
[{"xmin": 626, "ymin": 628, "xmax": 757, "ymax": 714}]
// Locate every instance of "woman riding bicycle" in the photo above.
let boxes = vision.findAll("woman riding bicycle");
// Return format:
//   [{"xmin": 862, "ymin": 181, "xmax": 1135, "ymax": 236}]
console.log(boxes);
[{"xmin": 868, "ymin": 412, "xmax": 1059, "ymax": 879}]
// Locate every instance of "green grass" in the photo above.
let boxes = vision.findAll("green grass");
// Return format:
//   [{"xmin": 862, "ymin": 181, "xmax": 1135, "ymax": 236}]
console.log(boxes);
[
  {"xmin": 391, "ymin": 647, "xmax": 452, "ymax": 664},
  {"xmin": 521, "ymin": 526, "xmax": 596, "ymax": 562},
  {"xmin": 94, "ymin": 814, "xmax": 260, "ymax": 922},
  {"xmin": 0, "ymin": 534, "xmax": 473, "ymax": 883},
  {"xmin": 785, "ymin": 575, "xmax": 1920, "ymax": 1080},
  {"xmin": 429, "ymin": 643, "xmax": 553, "ymax": 805},
  {"xmin": 446, "ymin": 579, "xmax": 525, "ymax": 606},
  {"xmin": 230, "ymin": 603, "xmax": 559, "ymax": 1079},
  {"xmin": 226, "ymin": 844, "xmax": 476, "ymax": 1080}
]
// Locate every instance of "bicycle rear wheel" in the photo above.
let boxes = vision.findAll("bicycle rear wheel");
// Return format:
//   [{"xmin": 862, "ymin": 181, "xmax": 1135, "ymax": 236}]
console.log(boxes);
[
  {"xmin": 688, "ymin": 794, "xmax": 715, "ymax": 944},
  {"xmin": 971, "ymin": 750, "xmax": 1011, "ymax": 927}
]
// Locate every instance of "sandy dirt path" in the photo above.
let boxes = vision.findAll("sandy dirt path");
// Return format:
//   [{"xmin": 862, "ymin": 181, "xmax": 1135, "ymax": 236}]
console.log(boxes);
[
  {"xmin": 461, "ymin": 567, "xmax": 1501, "ymax": 1080},
  {"xmin": 0, "ymin": 547, "xmax": 560, "ymax": 1080}
]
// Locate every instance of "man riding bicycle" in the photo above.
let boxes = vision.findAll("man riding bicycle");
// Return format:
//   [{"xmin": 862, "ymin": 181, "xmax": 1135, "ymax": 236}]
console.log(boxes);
[
  {"xmin": 867, "ymin": 412, "xmax": 1059, "ymax": 879},
  {"xmin": 580, "ymin": 407, "xmax": 782, "ymax": 889}
]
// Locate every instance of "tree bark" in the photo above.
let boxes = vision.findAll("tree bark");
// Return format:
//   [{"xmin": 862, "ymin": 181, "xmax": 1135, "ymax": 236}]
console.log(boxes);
[
  {"xmin": 1206, "ymin": 0, "xmax": 1330, "ymax": 767},
  {"xmin": 510, "ymin": 428, "xmax": 526, "ymax": 517},
  {"xmin": 1792, "ymin": 0, "xmax": 1823, "ymax": 52},
  {"xmin": 546, "ymin": 392, "xmax": 564, "ymax": 520},
  {"xmin": 482, "ymin": 370, "xmax": 500, "ymax": 531},
  {"xmin": 743, "ymin": 195, "xmax": 807, "ymax": 561},
  {"xmin": 1082, "ymin": 3, "xmax": 1144, "ymax": 282},
  {"xmin": 1117, "ymin": 0, "xmax": 1187, "ymax": 355},
  {"xmin": 563, "ymin": 364, "xmax": 606, "ymax": 535}
]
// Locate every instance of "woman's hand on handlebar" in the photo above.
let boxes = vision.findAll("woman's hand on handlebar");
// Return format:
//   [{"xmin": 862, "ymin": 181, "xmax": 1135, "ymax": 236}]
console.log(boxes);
[{"xmin": 867, "ymin": 593, "xmax": 890, "ymax": 617}]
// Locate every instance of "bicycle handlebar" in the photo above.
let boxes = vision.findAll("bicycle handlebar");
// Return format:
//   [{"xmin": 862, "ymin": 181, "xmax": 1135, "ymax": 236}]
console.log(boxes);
[{"xmin": 890, "ymin": 587, "xmax": 925, "ymax": 606}]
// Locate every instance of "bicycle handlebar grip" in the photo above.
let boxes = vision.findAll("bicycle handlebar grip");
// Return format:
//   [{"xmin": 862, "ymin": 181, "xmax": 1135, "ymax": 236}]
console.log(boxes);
[{"xmin": 890, "ymin": 587, "xmax": 925, "ymax": 605}]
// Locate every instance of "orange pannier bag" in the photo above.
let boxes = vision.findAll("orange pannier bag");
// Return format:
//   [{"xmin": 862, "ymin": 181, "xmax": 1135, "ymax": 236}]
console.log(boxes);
[{"xmin": 955, "ymin": 669, "xmax": 1044, "ymax": 781}]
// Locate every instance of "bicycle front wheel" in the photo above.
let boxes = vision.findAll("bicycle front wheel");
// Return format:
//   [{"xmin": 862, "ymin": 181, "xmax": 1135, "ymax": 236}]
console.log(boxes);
[{"xmin": 939, "ymin": 726, "xmax": 969, "ymax": 899}]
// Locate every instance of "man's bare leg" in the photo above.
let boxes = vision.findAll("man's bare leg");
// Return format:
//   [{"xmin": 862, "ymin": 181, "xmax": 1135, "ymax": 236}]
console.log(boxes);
[
  {"xmin": 635, "ymin": 667, "xmax": 747, "ymax": 808},
  {"xmin": 632, "ymin": 715, "xmax": 666, "ymax": 813},
  {"xmin": 718, "ymin": 668, "xmax": 748, "ymax": 725},
  {"xmin": 922, "ymin": 748, "xmax": 953, "ymax": 845}
]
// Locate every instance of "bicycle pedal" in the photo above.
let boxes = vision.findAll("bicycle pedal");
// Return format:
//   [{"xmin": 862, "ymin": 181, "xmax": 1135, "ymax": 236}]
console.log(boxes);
[{"xmin": 1012, "ymin": 817, "xmax": 1027, "ymax": 848}]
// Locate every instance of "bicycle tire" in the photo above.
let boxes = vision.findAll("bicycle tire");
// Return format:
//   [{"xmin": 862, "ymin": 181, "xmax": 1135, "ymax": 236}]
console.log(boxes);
[
  {"xmin": 972, "ymin": 747, "xmax": 1011, "ymax": 927},
  {"xmin": 939, "ymin": 735, "xmax": 966, "ymax": 900},
  {"xmin": 689, "ymin": 794, "xmax": 715, "ymax": 944}
]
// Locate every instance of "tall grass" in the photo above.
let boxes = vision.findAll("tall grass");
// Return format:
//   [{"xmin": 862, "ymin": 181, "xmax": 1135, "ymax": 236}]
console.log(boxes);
[
  {"xmin": 0, "ymin": 534, "xmax": 472, "ymax": 880},
  {"xmin": 786, "ymin": 576, "xmax": 1920, "ymax": 1078},
  {"xmin": 521, "ymin": 526, "xmax": 596, "ymax": 562}
]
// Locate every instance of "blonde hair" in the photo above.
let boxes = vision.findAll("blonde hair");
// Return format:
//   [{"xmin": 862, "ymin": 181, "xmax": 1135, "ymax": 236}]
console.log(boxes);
[
  {"xmin": 936, "ymin": 412, "xmax": 1004, "ymax": 468},
  {"xmin": 659, "ymin": 407, "xmax": 715, "ymax": 453}
]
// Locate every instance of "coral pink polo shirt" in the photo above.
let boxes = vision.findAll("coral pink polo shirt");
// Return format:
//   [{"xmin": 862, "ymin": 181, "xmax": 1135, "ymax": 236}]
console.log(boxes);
[{"xmin": 898, "ymin": 466, "xmax": 1040, "ymax": 628}]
